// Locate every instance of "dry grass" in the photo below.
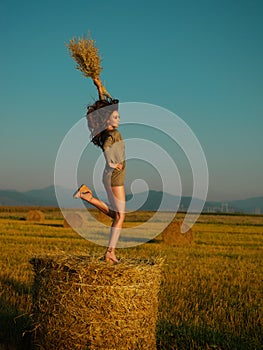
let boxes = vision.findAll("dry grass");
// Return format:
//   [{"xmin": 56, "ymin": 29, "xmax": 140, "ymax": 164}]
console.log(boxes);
[
  {"xmin": 0, "ymin": 208, "xmax": 262, "ymax": 349},
  {"xmin": 63, "ymin": 212, "xmax": 83, "ymax": 228},
  {"xmin": 66, "ymin": 33, "xmax": 102, "ymax": 79},
  {"xmin": 95, "ymin": 210, "xmax": 112, "ymax": 226},
  {"xmin": 66, "ymin": 33, "xmax": 112, "ymax": 100}
]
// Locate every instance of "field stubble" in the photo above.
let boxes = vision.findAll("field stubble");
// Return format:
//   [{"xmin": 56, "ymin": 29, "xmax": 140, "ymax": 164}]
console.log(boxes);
[{"xmin": 0, "ymin": 207, "xmax": 262, "ymax": 349}]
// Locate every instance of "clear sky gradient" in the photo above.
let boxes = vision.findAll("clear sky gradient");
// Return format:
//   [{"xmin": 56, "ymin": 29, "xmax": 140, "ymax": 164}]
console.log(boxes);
[{"xmin": 1, "ymin": 0, "xmax": 262, "ymax": 201}]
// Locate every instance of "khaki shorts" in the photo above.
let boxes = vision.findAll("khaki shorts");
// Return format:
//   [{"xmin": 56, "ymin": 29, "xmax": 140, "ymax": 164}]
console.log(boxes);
[{"xmin": 103, "ymin": 164, "xmax": 126, "ymax": 187}]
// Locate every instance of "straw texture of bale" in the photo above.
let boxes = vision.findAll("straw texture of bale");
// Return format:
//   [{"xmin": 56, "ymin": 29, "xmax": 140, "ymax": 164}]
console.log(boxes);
[
  {"xmin": 63, "ymin": 213, "xmax": 83, "ymax": 228},
  {"xmin": 30, "ymin": 255, "xmax": 163, "ymax": 350},
  {"xmin": 26, "ymin": 210, "xmax": 45, "ymax": 222},
  {"xmin": 162, "ymin": 219, "xmax": 194, "ymax": 245}
]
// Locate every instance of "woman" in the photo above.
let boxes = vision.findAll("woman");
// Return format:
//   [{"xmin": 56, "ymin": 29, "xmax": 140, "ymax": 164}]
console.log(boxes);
[{"xmin": 73, "ymin": 99, "xmax": 126, "ymax": 264}]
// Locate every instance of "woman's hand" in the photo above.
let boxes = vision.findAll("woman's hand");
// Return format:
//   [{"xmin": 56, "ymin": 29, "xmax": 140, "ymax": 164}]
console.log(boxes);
[
  {"xmin": 115, "ymin": 163, "xmax": 123, "ymax": 171},
  {"xmin": 108, "ymin": 162, "xmax": 123, "ymax": 170}
]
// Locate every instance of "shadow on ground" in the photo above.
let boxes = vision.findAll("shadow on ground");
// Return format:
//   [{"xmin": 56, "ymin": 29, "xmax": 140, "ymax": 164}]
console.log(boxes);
[{"xmin": 0, "ymin": 277, "xmax": 33, "ymax": 350}]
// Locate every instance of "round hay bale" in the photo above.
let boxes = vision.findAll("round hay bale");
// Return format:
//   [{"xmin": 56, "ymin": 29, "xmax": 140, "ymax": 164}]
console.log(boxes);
[
  {"xmin": 26, "ymin": 210, "xmax": 45, "ymax": 222},
  {"xmin": 63, "ymin": 212, "xmax": 83, "ymax": 228},
  {"xmin": 162, "ymin": 219, "xmax": 194, "ymax": 245},
  {"xmin": 29, "ymin": 255, "xmax": 163, "ymax": 350}
]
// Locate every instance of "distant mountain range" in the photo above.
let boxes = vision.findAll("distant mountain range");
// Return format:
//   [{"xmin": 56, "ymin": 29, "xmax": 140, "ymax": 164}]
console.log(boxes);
[{"xmin": 0, "ymin": 186, "xmax": 262, "ymax": 214}]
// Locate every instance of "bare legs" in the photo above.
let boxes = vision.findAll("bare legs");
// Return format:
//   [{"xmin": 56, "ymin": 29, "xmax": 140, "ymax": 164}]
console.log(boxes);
[
  {"xmin": 105, "ymin": 186, "xmax": 125, "ymax": 262},
  {"xmin": 80, "ymin": 192, "xmax": 116, "ymax": 219},
  {"xmin": 79, "ymin": 185, "xmax": 126, "ymax": 263}
]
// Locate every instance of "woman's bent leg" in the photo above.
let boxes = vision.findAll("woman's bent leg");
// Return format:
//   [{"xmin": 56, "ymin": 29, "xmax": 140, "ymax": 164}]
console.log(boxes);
[{"xmin": 80, "ymin": 192, "xmax": 115, "ymax": 219}]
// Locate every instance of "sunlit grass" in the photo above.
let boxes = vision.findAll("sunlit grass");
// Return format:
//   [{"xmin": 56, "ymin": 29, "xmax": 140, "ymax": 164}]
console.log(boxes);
[{"xmin": 0, "ymin": 208, "xmax": 262, "ymax": 349}]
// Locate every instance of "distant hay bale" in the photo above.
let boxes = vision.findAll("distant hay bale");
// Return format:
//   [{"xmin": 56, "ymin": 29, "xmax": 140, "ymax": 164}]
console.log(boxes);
[
  {"xmin": 63, "ymin": 212, "xmax": 83, "ymax": 228},
  {"xmin": 29, "ymin": 255, "xmax": 163, "ymax": 350},
  {"xmin": 162, "ymin": 219, "xmax": 194, "ymax": 245},
  {"xmin": 26, "ymin": 210, "xmax": 45, "ymax": 222}
]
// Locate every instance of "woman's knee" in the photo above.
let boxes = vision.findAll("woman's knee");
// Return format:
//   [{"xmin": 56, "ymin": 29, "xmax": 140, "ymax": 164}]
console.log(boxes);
[{"xmin": 114, "ymin": 211, "xmax": 125, "ymax": 222}]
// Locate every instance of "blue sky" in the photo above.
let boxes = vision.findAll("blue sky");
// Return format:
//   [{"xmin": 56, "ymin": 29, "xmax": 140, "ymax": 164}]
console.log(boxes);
[{"xmin": 0, "ymin": 0, "xmax": 262, "ymax": 201}]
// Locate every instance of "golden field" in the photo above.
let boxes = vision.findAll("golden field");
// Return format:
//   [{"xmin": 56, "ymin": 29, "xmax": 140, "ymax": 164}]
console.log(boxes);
[{"xmin": 0, "ymin": 207, "xmax": 262, "ymax": 349}]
